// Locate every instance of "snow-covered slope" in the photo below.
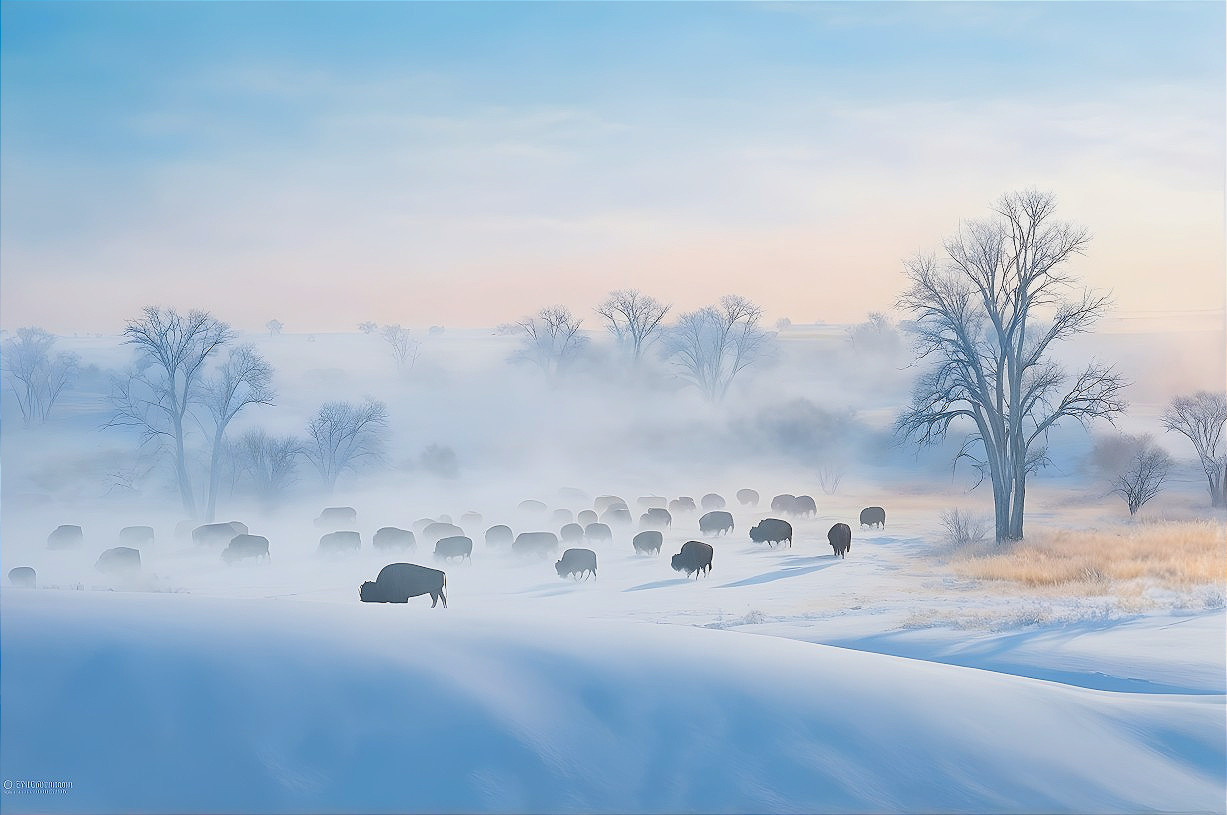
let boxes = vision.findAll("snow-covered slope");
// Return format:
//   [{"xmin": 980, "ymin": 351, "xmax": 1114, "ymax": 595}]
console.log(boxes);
[{"xmin": 2, "ymin": 590, "xmax": 1222, "ymax": 814}]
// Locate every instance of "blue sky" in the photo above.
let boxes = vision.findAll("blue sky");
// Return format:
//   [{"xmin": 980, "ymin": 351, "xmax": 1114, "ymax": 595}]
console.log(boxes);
[{"xmin": 2, "ymin": 1, "xmax": 1223, "ymax": 332}]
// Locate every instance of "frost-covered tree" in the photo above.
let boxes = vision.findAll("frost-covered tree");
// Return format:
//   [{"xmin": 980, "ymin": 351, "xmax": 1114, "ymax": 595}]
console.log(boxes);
[
  {"xmin": 515, "ymin": 306, "xmax": 588, "ymax": 377},
  {"xmin": 266, "ymin": 319, "xmax": 284, "ymax": 335},
  {"xmin": 236, "ymin": 428, "xmax": 302, "ymax": 508},
  {"xmin": 200, "ymin": 346, "xmax": 275, "ymax": 521},
  {"xmin": 2, "ymin": 327, "xmax": 79, "ymax": 425},
  {"xmin": 381, "ymin": 324, "xmax": 420, "ymax": 370},
  {"xmin": 895, "ymin": 190, "xmax": 1127, "ymax": 542},
  {"xmin": 596, "ymin": 289, "xmax": 670, "ymax": 363},
  {"xmin": 1162, "ymin": 391, "xmax": 1227, "ymax": 508},
  {"xmin": 304, "ymin": 398, "xmax": 389, "ymax": 492},
  {"xmin": 663, "ymin": 295, "xmax": 769, "ymax": 401},
  {"xmin": 358, "ymin": 321, "xmax": 378, "ymax": 335}
]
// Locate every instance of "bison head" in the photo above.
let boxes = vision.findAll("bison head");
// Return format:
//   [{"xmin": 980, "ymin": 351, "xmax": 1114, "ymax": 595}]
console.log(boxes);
[
  {"xmin": 671, "ymin": 553, "xmax": 686, "ymax": 573},
  {"xmin": 359, "ymin": 581, "xmax": 383, "ymax": 602},
  {"xmin": 555, "ymin": 560, "xmax": 567, "ymax": 577}
]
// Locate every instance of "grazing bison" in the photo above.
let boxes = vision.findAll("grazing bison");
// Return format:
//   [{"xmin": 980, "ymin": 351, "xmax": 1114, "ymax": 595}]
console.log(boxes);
[
  {"xmin": 632, "ymin": 530, "xmax": 663, "ymax": 555},
  {"xmin": 749, "ymin": 518, "xmax": 793, "ymax": 548},
  {"xmin": 513, "ymin": 531, "xmax": 560, "ymax": 558},
  {"xmin": 360, "ymin": 563, "xmax": 447, "ymax": 607},
  {"xmin": 485, "ymin": 524, "xmax": 514, "ymax": 547},
  {"xmin": 584, "ymin": 522, "xmax": 613, "ymax": 545},
  {"xmin": 699, "ymin": 510, "xmax": 734, "ymax": 536},
  {"xmin": 319, "ymin": 530, "xmax": 361, "ymax": 554},
  {"xmin": 555, "ymin": 548, "xmax": 598, "ymax": 580},
  {"xmin": 560, "ymin": 523, "xmax": 585, "ymax": 544},
  {"xmin": 97, "ymin": 546, "xmax": 142, "ymax": 575},
  {"xmin": 771, "ymin": 494, "xmax": 796, "ymax": 514},
  {"xmin": 594, "ymin": 495, "xmax": 628, "ymax": 513},
  {"xmin": 193, "ymin": 523, "xmax": 241, "ymax": 547},
  {"xmin": 373, "ymin": 527, "xmax": 416, "ymax": 551},
  {"xmin": 412, "ymin": 517, "xmax": 437, "ymax": 536},
  {"xmin": 671, "ymin": 540, "xmax": 714, "ymax": 578},
  {"xmin": 640, "ymin": 508, "xmax": 672, "ymax": 529},
  {"xmin": 518, "ymin": 499, "xmax": 548, "ymax": 514},
  {"xmin": 669, "ymin": 497, "xmax": 696, "ymax": 514},
  {"xmin": 8, "ymin": 567, "xmax": 36, "ymax": 588},
  {"xmin": 315, "ymin": 506, "xmax": 357, "ymax": 529},
  {"xmin": 576, "ymin": 509, "xmax": 598, "ymax": 526},
  {"xmin": 460, "ymin": 511, "xmax": 484, "ymax": 528},
  {"xmin": 551, "ymin": 508, "xmax": 574, "ymax": 525},
  {"xmin": 828, "ymin": 523, "xmax": 852, "ymax": 558},
  {"xmin": 791, "ymin": 495, "xmax": 817, "ymax": 518},
  {"xmin": 422, "ymin": 522, "xmax": 465, "ymax": 544},
  {"xmin": 226, "ymin": 521, "xmax": 249, "ymax": 536},
  {"xmin": 437, "ymin": 514, "xmax": 453, "ymax": 524},
  {"xmin": 434, "ymin": 535, "xmax": 473, "ymax": 563},
  {"xmin": 736, "ymin": 489, "xmax": 760, "ymax": 507},
  {"xmin": 600, "ymin": 507, "xmax": 632, "ymax": 527},
  {"xmin": 223, "ymin": 534, "xmax": 270, "ymax": 564},
  {"xmin": 860, "ymin": 506, "xmax": 886, "ymax": 529},
  {"xmin": 47, "ymin": 525, "xmax": 84, "ymax": 550},
  {"xmin": 637, "ymin": 496, "xmax": 667, "ymax": 509},
  {"xmin": 701, "ymin": 493, "xmax": 726, "ymax": 510},
  {"xmin": 120, "ymin": 526, "xmax": 155, "ymax": 547}
]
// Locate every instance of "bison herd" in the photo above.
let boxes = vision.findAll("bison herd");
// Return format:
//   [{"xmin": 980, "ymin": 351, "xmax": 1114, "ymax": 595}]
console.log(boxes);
[{"xmin": 9, "ymin": 491, "xmax": 890, "ymax": 607}]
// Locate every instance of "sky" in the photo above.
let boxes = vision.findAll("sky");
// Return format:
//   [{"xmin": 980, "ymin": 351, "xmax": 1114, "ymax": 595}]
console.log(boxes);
[{"xmin": 1, "ymin": 1, "xmax": 1224, "ymax": 335}]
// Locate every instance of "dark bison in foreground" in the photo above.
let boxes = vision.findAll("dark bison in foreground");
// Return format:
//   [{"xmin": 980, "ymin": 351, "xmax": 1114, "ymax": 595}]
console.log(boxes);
[
  {"xmin": 223, "ymin": 534, "xmax": 270, "ymax": 564},
  {"xmin": 120, "ymin": 526, "xmax": 155, "ymax": 547},
  {"xmin": 736, "ymin": 488, "xmax": 760, "ymax": 507},
  {"xmin": 749, "ymin": 518, "xmax": 793, "ymax": 548},
  {"xmin": 8, "ymin": 567, "xmax": 36, "ymax": 588},
  {"xmin": 828, "ymin": 523, "xmax": 852, "ymax": 558},
  {"xmin": 319, "ymin": 530, "xmax": 361, "ymax": 554},
  {"xmin": 373, "ymin": 527, "xmax": 416, "ymax": 550},
  {"xmin": 315, "ymin": 506, "xmax": 357, "ymax": 529},
  {"xmin": 485, "ymin": 524, "xmax": 514, "ymax": 547},
  {"xmin": 97, "ymin": 546, "xmax": 142, "ymax": 574},
  {"xmin": 513, "ymin": 531, "xmax": 560, "ymax": 558},
  {"xmin": 860, "ymin": 506, "xmax": 886, "ymax": 529},
  {"xmin": 434, "ymin": 535, "xmax": 473, "ymax": 563},
  {"xmin": 360, "ymin": 563, "xmax": 447, "ymax": 607},
  {"xmin": 632, "ymin": 530, "xmax": 663, "ymax": 554},
  {"xmin": 699, "ymin": 510, "xmax": 734, "ymax": 536},
  {"xmin": 47, "ymin": 525, "xmax": 83, "ymax": 550},
  {"xmin": 672, "ymin": 540, "xmax": 714, "ymax": 578},
  {"xmin": 556, "ymin": 548, "xmax": 598, "ymax": 580}
]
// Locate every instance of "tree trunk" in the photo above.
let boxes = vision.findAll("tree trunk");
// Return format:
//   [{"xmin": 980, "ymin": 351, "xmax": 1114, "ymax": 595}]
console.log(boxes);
[
  {"xmin": 172, "ymin": 414, "xmax": 197, "ymax": 519},
  {"xmin": 1008, "ymin": 466, "xmax": 1026, "ymax": 541},
  {"xmin": 991, "ymin": 470, "xmax": 1011, "ymax": 544},
  {"xmin": 1209, "ymin": 460, "xmax": 1227, "ymax": 508},
  {"xmin": 204, "ymin": 430, "xmax": 224, "ymax": 523}
]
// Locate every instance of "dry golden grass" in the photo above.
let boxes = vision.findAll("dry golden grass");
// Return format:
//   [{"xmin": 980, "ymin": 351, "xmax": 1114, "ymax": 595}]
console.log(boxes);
[{"xmin": 952, "ymin": 521, "xmax": 1226, "ymax": 593}]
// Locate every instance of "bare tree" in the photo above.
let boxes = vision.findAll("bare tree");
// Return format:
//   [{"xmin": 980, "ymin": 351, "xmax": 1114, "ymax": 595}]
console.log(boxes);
[
  {"xmin": 1107, "ymin": 434, "xmax": 1173, "ymax": 517},
  {"xmin": 894, "ymin": 190, "xmax": 1127, "ymax": 542},
  {"xmin": 596, "ymin": 289, "xmax": 671, "ymax": 363},
  {"xmin": 236, "ymin": 428, "xmax": 302, "ymax": 509},
  {"xmin": 846, "ymin": 312, "xmax": 902, "ymax": 356},
  {"xmin": 381, "ymin": 324, "xmax": 420, "ymax": 370},
  {"xmin": 358, "ymin": 321, "xmax": 378, "ymax": 335},
  {"xmin": 107, "ymin": 307, "xmax": 234, "ymax": 518},
  {"xmin": 304, "ymin": 398, "xmax": 389, "ymax": 492},
  {"xmin": 1162, "ymin": 391, "xmax": 1227, "ymax": 508},
  {"xmin": 266, "ymin": 319, "xmax": 284, "ymax": 336},
  {"xmin": 663, "ymin": 295, "xmax": 769, "ymax": 401},
  {"xmin": 817, "ymin": 464, "xmax": 843, "ymax": 495},
  {"xmin": 515, "ymin": 306, "xmax": 588, "ymax": 377},
  {"xmin": 199, "ymin": 346, "xmax": 275, "ymax": 521},
  {"xmin": 2, "ymin": 327, "xmax": 79, "ymax": 425}
]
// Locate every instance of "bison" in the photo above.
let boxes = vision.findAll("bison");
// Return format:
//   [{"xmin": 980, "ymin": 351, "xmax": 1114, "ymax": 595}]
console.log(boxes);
[
  {"xmin": 513, "ymin": 531, "xmax": 559, "ymax": 558},
  {"xmin": 222, "ymin": 534, "xmax": 270, "ymax": 564},
  {"xmin": 699, "ymin": 510, "xmax": 734, "ymax": 536},
  {"xmin": 576, "ymin": 509, "xmax": 598, "ymax": 526},
  {"xmin": 97, "ymin": 546, "xmax": 142, "ymax": 575},
  {"xmin": 671, "ymin": 540, "xmax": 714, "ymax": 578},
  {"xmin": 119, "ymin": 525, "xmax": 155, "ymax": 547},
  {"xmin": 600, "ymin": 507, "xmax": 632, "ymax": 527},
  {"xmin": 518, "ymin": 499, "xmax": 548, "ymax": 514},
  {"xmin": 434, "ymin": 535, "xmax": 473, "ymax": 563},
  {"xmin": 639, "ymin": 508, "xmax": 672, "ymax": 530},
  {"xmin": 192, "ymin": 522, "xmax": 242, "ymax": 547},
  {"xmin": 47, "ymin": 524, "xmax": 83, "ymax": 550},
  {"xmin": 460, "ymin": 511, "xmax": 484, "ymax": 528},
  {"xmin": 771, "ymin": 494, "xmax": 796, "ymax": 514},
  {"xmin": 485, "ymin": 524, "xmax": 514, "ymax": 547},
  {"xmin": 828, "ymin": 523, "xmax": 852, "ymax": 558},
  {"xmin": 412, "ymin": 517, "xmax": 437, "ymax": 536},
  {"xmin": 315, "ymin": 506, "xmax": 357, "ymax": 529},
  {"xmin": 360, "ymin": 563, "xmax": 447, "ymax": 607},
  {"xmin": 701, "ymin": 493, "xmax": 726, "ymax": 510},
  {"xmin": 632, "ymin": 530, "xmax": 663, "ymax": 555},
  {"xmin": 551, "ymin": 508, "xmax": 574, "ymax": 525},
  {"xmin": 422, "ymin": 522, "xmax": 464, "ymax": 544},
  {"xmin": 791, "ymin": 495, "xmax": 817, "ymax": 518},
  {"xmin": 319, "ymin": 530, "xmax": 361, "ymax": 554},
  {"xmin": 373, "ymin": 527, "xmax": 416, "ymax": 551},
  {"xmin": 637, "ymin": 496, "xmax": 667, "ymax": 509},
  {"xmin": 669, "ymin": 497, "xmax": 697, "ymax": 514},
  {"xmin": 860, "ymin": 506, "xmax": 886, "ymax": 529},
  {"xmin": 584, "ymin": 522, "xmax": 613, "ymax": 545},
  {"xmin": 749, "ymin": 518, "xmax": 793, "ymax": 548},
  {"xmin": 555, "ymin": 548, "xmax": 598, "ymax": 580},
  {"xmin": 736, "ymin": 488, "xmax": 760, "ymax": 507},
  {"xmin": 560, "ymin": 523, "xmax": 585, "ymax": 544},
  {"xmin": 8, "ymin": 567, "xmax": 36, "ymax": 588},
  {"xmin": 594, "ymin": 495, "xmax": 627, "ymax": 513}
]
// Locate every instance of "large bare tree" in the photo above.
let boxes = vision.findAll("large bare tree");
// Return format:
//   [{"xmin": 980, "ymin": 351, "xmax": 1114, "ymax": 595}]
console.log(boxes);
[
  {"xmin": 515, "ymin": 305, "xmax": 588, "ymax": 377},
  {"xmin": 663, "ymin": 295, "xmax": 769, "ymax": 401},
  {"xmin": 895, "ymin": 190, "xmax": 1127, "ymax": 542},
  {"xmin": 200, "ymin": 346, "xmax": 275, "ymax": 522},
  {"xmin": 2, "ymin": 327, "xmax": 79, "ymax": 425},
  {"xmin": 235, "ymin": 428, "xmax": 302, "ymax": 510},
  {"xmin": 596, "ymin": 289, "xmax": 671, "ymax": 363},
  {"xmin": 108, "ymin": 307, "xmax": 234, "ymax": 518},
  {"xmin": 1162, "ymin": 391, "xmax": 1227, "ymax": 507},
  {"xmin": 304, "ymin": 398, "xmax": 389, "ymax": 492}
]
